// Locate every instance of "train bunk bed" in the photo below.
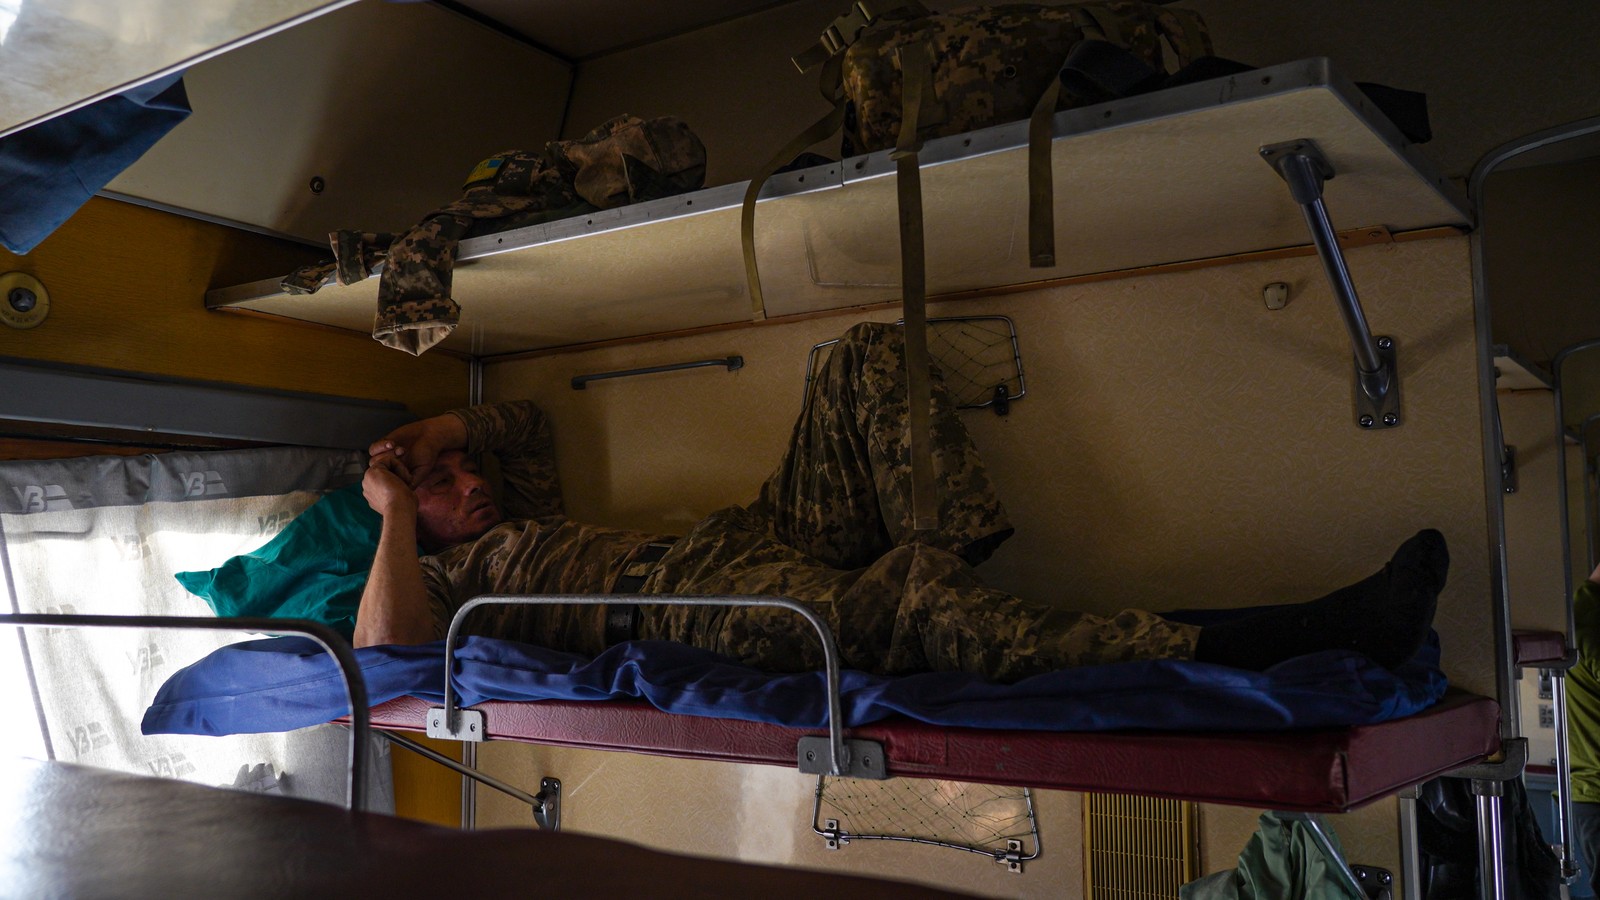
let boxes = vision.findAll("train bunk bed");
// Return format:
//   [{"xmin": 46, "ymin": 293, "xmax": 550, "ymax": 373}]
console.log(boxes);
[
  {"xmin": 140, "ymin": 607, "xmax": 1503, "ymax": 817},
  {"xmin": 6, "ymin": 44, "xmax": 1529, "ymax": 898}
]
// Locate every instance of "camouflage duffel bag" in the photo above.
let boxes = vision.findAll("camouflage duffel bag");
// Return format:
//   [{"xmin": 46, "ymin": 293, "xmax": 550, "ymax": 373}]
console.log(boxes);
[{"xmin": 820, "ymin": 2, "xmax": 1212, "ymax": 156}]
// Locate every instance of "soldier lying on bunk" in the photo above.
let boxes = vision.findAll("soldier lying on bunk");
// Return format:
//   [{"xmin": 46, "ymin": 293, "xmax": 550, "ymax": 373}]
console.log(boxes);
[{"xmin": 354, "ymin": 322, "xmax": 1448, "ymax": 682}]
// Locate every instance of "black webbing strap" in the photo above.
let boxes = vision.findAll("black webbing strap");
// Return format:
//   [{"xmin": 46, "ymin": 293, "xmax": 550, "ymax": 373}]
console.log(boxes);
[
  {"xmin": 604, "ymin": 540, "xmax": 675, "ymax": 645},
  {"xmin": 892, "ymin": 41, "xmax": 937, "ymax": 531}
]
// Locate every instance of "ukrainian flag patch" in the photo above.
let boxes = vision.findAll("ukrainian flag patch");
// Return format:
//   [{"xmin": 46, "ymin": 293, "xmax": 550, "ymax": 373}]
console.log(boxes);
[{"xmin": 463, "ymin": 156, "xmax": 504, "ymax": 188}]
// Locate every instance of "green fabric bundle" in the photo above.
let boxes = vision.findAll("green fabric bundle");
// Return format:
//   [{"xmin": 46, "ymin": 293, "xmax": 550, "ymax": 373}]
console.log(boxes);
[{"xmin": 175, "ymin": 483, "xmax": 384, "ymax": 640}]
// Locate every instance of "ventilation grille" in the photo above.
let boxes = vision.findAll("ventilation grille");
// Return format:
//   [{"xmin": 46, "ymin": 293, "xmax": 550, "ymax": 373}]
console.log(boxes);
[{"xmin": 1083, "ymin": 793, "xmax": 1198, "ymax": 898}]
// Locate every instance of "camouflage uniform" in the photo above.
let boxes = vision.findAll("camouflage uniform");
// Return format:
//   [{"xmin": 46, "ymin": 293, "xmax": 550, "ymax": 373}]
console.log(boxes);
[
  {"xmin": 283, "ymin": 115, "xmax": 708, "ymax": 356},
  {"xmin": 835, "ymin": 2, "xmax": 1211, "ymax": 156},
  {"xmin": 419, "ymin": 323, "xmax": 1200, "ymax": 682}
]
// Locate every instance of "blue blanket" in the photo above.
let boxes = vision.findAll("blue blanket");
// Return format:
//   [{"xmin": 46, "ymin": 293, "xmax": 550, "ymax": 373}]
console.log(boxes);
[
  {"xmin": 141, "ymin": 629, "xmax": 1448, "ymax": 738},
  {"xmin": 0, "ymin": 73, "xmax": 191, "ymax": 255}
]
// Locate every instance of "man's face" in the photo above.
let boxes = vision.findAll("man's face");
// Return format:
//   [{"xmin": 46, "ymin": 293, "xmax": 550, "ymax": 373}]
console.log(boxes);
[{"xmin": 412, "ymin": 450, "xmax": 502, "ymax": 551}]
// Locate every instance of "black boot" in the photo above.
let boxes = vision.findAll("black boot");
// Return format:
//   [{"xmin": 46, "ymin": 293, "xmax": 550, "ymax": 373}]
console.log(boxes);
[{"xmin": 1193, "ymin": 529, "xmax": 1449, "ymax": 670}]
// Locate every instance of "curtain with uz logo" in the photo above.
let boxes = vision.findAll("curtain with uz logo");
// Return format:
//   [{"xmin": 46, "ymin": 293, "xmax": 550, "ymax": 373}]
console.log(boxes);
[{"xmin": 0, "ymin": 446, "xmax": 392, "ymax": 808}]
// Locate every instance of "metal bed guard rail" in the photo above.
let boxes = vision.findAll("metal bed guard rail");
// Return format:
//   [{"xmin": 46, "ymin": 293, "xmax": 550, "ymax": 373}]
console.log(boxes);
[
  {"xmin": 430, "ymin": 594, "xmax": 886, "ymax": 779},
  {"xmin": 0, "ymin": 613, "xmax": 372, "ymax": 812}
]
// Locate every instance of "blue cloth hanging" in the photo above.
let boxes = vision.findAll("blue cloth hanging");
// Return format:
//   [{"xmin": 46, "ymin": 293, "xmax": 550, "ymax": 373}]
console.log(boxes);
[{"xmin": 0, "ymin": 72, "xmax": 192, "ymax": 254}]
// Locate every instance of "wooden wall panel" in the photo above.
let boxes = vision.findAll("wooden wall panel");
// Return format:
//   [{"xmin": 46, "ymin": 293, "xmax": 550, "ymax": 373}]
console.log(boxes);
[{"xmin": 0, "ymin": 197, "xmax": 469, "ymax": 418}]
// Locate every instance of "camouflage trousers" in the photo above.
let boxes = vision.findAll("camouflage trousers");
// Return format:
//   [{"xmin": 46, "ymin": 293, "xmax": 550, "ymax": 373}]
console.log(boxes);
[
  {"xmin": 281, "ymin": 115, "xmax": 707, "ymax": 356},
  {"xmin": 636, "ymin": 322, "xmax": 1199, "ymax": 681}
]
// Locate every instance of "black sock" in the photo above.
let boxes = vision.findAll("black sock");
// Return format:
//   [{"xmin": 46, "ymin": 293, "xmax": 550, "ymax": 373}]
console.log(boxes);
[{"xmin": 1193, "ymin": 529, "xmax": 1449, "ymax": 671}]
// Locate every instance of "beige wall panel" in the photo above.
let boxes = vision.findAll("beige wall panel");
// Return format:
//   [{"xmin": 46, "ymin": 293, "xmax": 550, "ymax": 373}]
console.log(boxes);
[
  {"xmin": 479, "ymin": 741, "xmax": 1085, "ymax": 899},
  {"xmin": 934, "ymin": 240, "xmax": 1490, "ymax": 694},
  {"xmin": 108, "ymin": 0, "xmax": 573, "ymax": 242},
  {"xmin": 0, "ymin": 196, "xmax": 469, "ymax": 420},
  {"xmin": 487, "ymin": 236, "xmax": 1491, "ymax": 694},
  {"xmin": 485, "ymin": 309, "xmax": 897, "ymax": 535},
  {"xmin": 1500, "ymin": 388, "xmax": 1569, "ymax": 634}
]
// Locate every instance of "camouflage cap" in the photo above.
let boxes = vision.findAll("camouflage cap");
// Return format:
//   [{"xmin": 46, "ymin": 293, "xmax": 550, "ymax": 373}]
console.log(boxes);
[{"xmin": 552, "ymin": 115, "xmax": 708, "ymax": 209}]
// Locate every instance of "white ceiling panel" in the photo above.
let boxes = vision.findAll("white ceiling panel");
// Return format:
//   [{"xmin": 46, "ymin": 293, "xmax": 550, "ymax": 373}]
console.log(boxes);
[{"xmin": 0, "ymin": 0, "xmax": 354, "ymax": 139}]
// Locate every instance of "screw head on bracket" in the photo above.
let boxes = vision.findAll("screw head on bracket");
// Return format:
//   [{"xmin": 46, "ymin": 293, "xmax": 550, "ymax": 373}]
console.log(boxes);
[
  {"xmin": 1359, "ymin": 415, "xmax": 1375, "ymax": 428},
  {"xmin": 1377, "ymin": 336, "xmax": 1394, "ymax": 351},
  {"xmin": 1383, "ymin": 413, "xmax": 1399, "ymax": 426}
]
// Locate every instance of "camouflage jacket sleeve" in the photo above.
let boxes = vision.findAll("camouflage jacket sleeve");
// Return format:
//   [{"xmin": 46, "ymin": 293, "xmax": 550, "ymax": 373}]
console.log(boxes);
[{"xmin": 449, "ymin": 400, "xmax": 563, "ymax": 519}]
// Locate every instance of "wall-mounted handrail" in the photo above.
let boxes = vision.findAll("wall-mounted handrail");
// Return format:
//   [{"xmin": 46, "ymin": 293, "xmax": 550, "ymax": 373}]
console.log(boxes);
[
  {"xmin": 1261, "ymin": 139, "xmax": 1400, "ymax": 429},
  {"xmin": 0, "ymin": 614, "xmax": 371, "ymax": 811},
  {"xmin": 571, "ymin": 356, "xmax": 742, "ymax": 390}
]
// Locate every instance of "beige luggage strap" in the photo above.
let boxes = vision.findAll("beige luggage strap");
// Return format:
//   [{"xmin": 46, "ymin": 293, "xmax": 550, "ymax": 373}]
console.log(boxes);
[
  {"xmin": 1026, "ymin": 5, "xmax": 1110, "ymax": 270},
  {"xmin": 740, "ymin": 86, "xmax": 847, "ymax": 320},
  {"xmin": 892, "ymin": 41, "xmax": 937, "ymax": 531},
  {"xmin": 743, "ymin": 2, "xmax": 932, "ymax": 320}
]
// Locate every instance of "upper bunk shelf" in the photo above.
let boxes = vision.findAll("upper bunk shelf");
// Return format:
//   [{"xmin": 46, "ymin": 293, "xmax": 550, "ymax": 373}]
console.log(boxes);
[
  {"xmin": 0, "ymin": 0, "xmax": 353, "ymax": 140},
  {"xmin": 207, "ymin": 58, "xmax": 1471, "ymax": 358}
]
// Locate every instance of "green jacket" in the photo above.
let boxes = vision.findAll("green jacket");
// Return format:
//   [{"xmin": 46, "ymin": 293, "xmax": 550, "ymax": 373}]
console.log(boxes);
[
  {"xmin": 1569, "ymin": 581, "xmax": 1600, "ymax": 802},
  {"xmin": 1181, "ymin": 812, "xmax": 1362, "ymax": 900}
]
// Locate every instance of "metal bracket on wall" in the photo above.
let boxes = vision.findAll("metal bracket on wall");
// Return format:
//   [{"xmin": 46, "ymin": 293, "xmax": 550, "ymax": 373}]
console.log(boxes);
[
  {"xmin": 796, "ymin": 736, "xmax": 887, "ymax": 779},
  {"xmin": 1354, "ymin": 336, "xmax": 1402, "ymax": 430},
  {"xmin": 1349, "ymin": 865, "xmax": 1394, "ymax": 900},
  {"xmin": 427, "ymin": 707, "xmax": 484, "ymax": 742},
  {"xmin": 1260, "ymin": 139, "xmax": 1400, "ymax": 430},
  {"xmin": 1448, "ymin": 736, "xmax": 1528, "ymax": 782},
  {"xmin": 1502, "ymin": 444, "xmax": 1518, "ymax": 493}
]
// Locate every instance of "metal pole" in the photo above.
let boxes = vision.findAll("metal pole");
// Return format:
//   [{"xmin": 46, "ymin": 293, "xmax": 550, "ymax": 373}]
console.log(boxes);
[
  {"xmin": 1553, "ymin": 671, "xmax": 1583, "ymax": 883},
  {"xmin": 0, "ymin": 613, "xmax": 370, "ymax": 812},
  {"xmin": 1397, "ymin": 786, "xmax": 1423, "ymax": 900},
  {"xmin": 384, "ymin": 732, "xmax": 542, "ymax": 810},
  {"xmin": 461, "ymin": 741, "xmax": 478, "ymax": 830},
  {"xmin": 440, "ymin": 594, "xmax": 852, "ymax": 776},
  {"xmin": 1269, "ymin": 149, "xmax": 1388, "ymax": 399},
  {"xmin": 1474, "ymin": 783, "xmax": 1508, "ymax": 900},
  {"xmin": 1262, "ymin": 139, "xmax": 1402, "ymax": 431}
]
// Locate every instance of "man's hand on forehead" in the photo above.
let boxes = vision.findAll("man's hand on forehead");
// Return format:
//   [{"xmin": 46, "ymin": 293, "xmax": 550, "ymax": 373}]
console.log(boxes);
[
  {"xmin": 368, "ymin": 446, "xmax": 414, "ymax": 481},
  {"xmin": 363, "ymin": 449, "xmax": 419, "ymax": 518},
  {"xmin": 369, "ymin": 413, "xmax": 468, "ymax": 489}
]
